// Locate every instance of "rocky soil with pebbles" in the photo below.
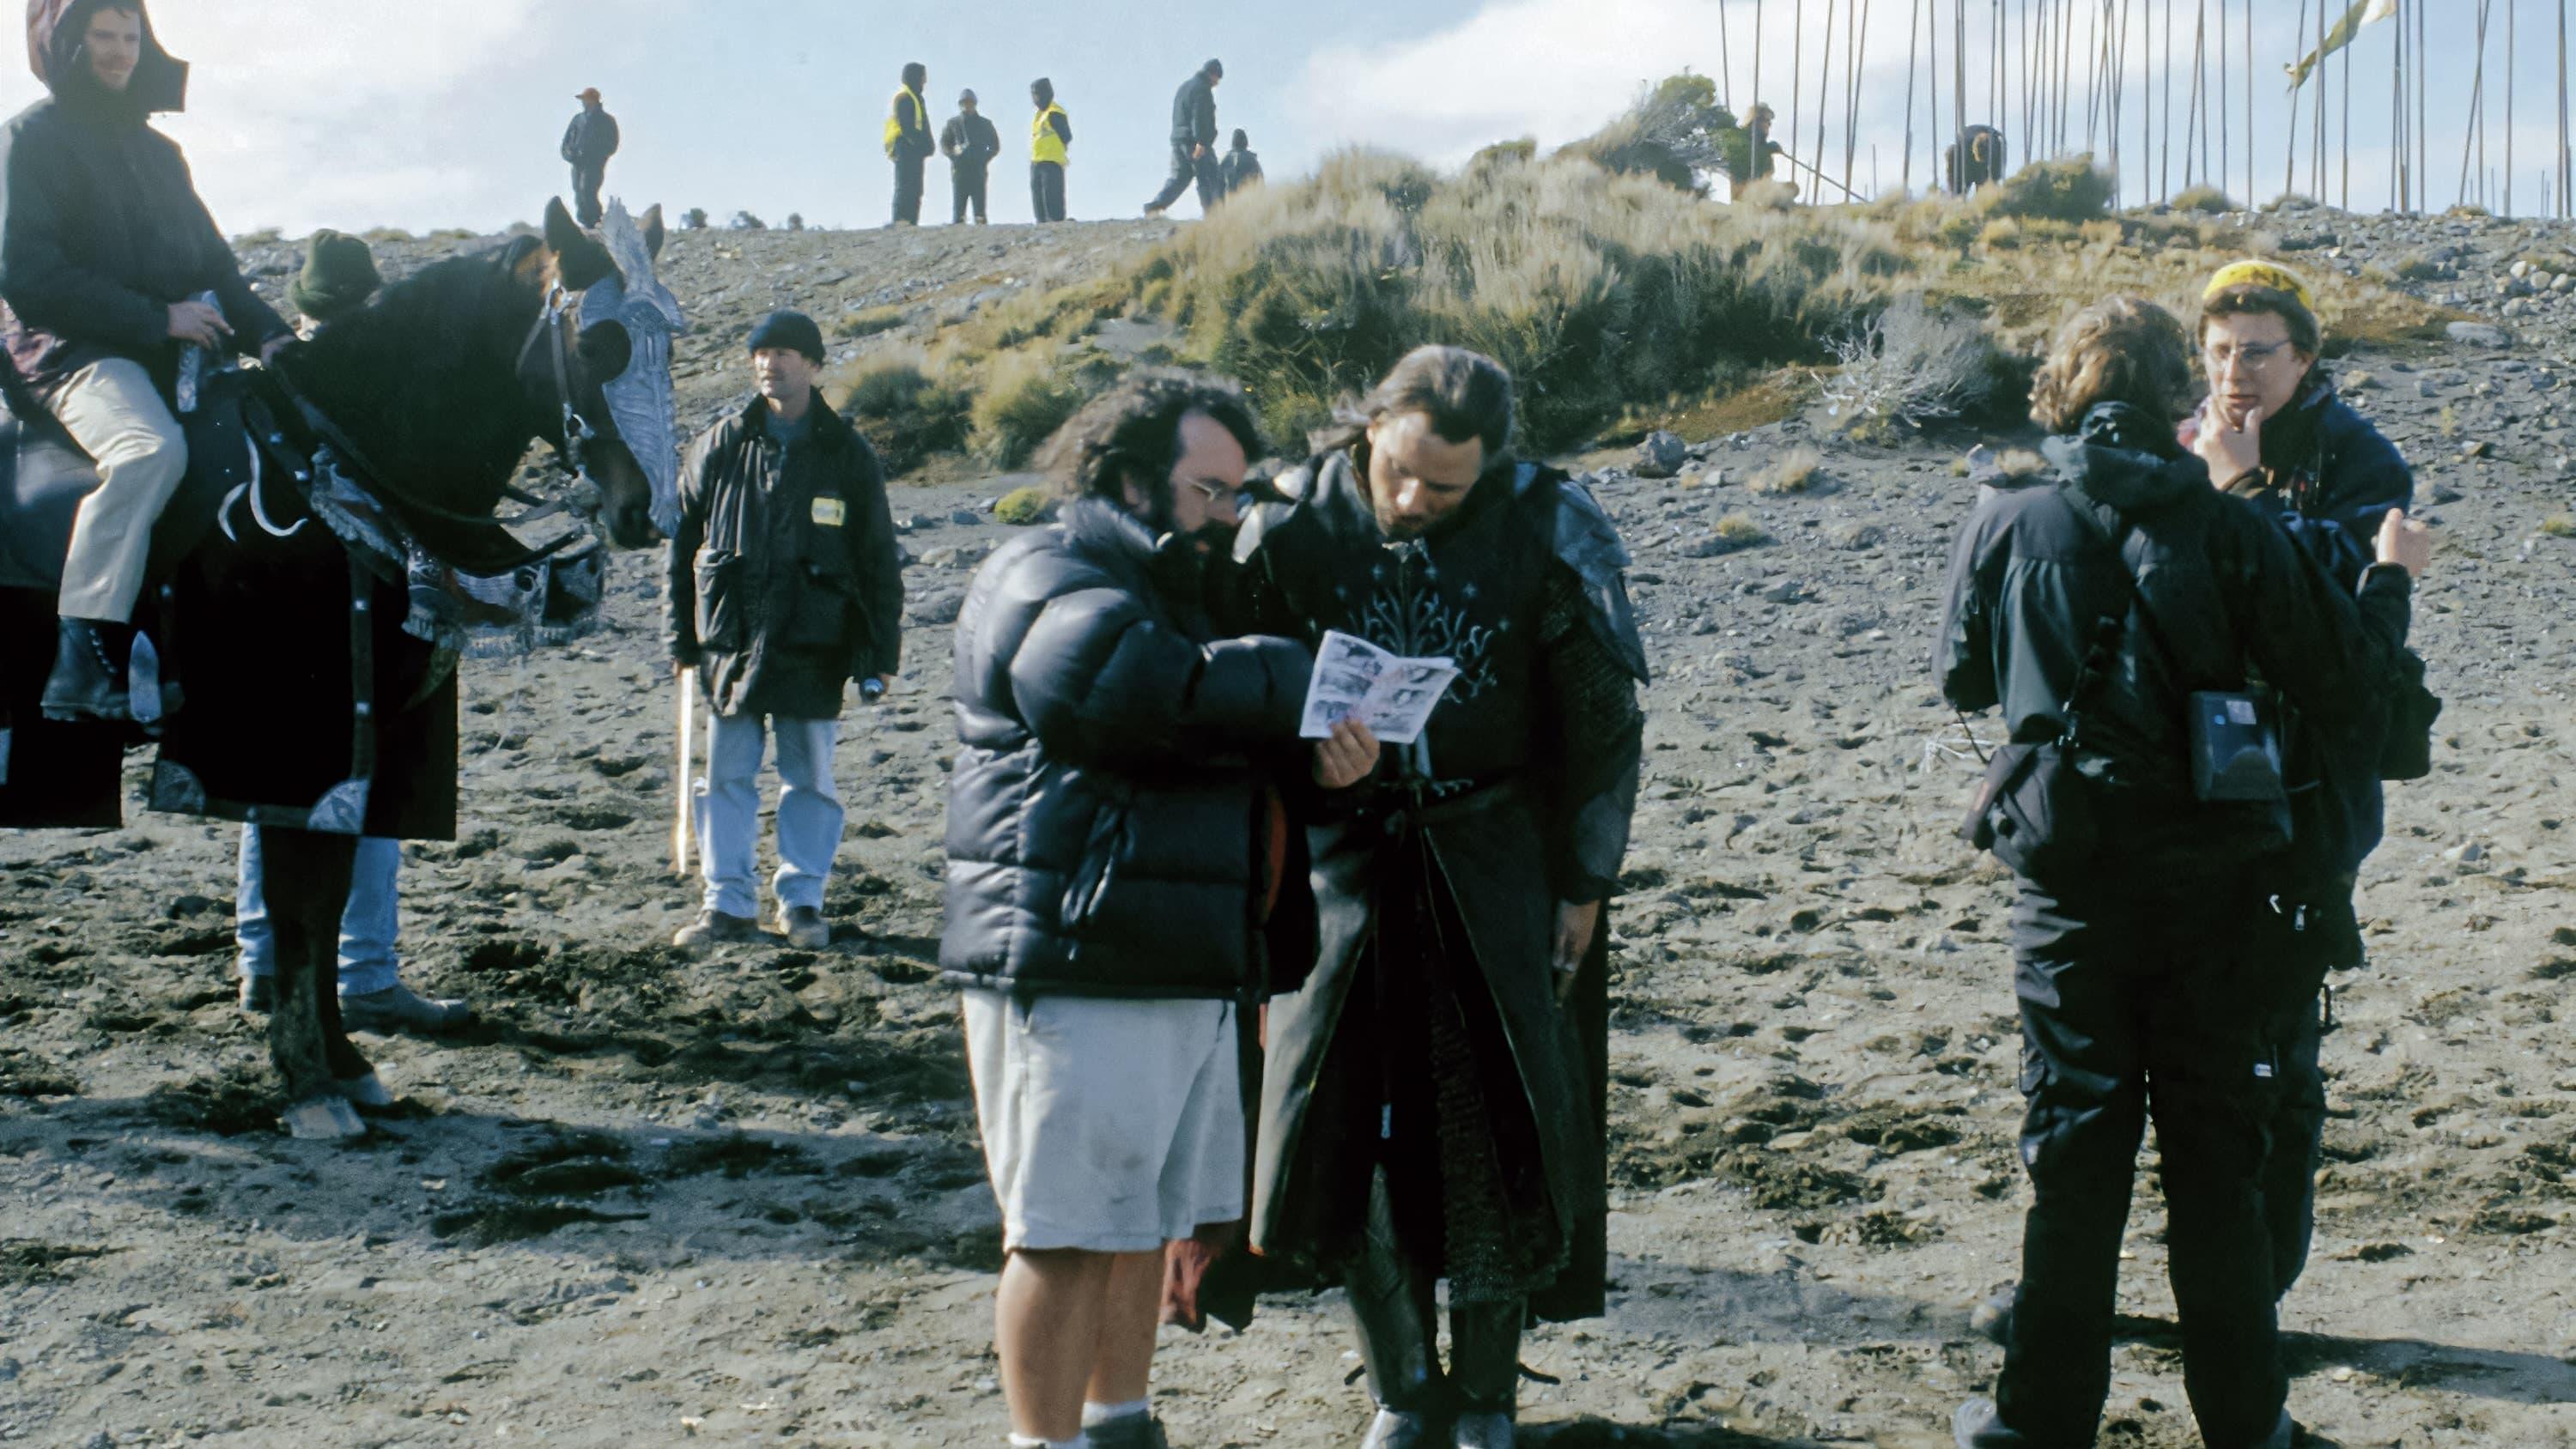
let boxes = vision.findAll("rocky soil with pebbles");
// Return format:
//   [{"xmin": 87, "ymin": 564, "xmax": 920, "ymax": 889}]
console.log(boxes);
[{"xmin": 2, "ymin": 210, "xmax": 2573, "ymax": 1448}]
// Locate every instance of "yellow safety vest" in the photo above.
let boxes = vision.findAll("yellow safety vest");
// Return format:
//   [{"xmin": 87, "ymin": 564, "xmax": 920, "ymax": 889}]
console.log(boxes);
[
  {"xmin": 1031, "ymin": 103, "xmax": 1069, "ymax": 167},
  {"xmin": 883, "ymin": 85, "xmax": 925, "ymax": 157}
]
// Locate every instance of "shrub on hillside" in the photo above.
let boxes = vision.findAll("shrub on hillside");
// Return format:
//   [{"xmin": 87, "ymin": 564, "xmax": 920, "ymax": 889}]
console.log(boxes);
[
  {"xmin": 839, "ymin": 356, "xmax": 971, "ymax": 475},
  {"xmin": 972, "ymin": 350, "xmax": 1088, "ymax": 469},
  {"xmin": 1971, "ymin": 157, "xmax": 2115, "ymax": 223},
  {"xmin": 1819, "ymin": 295, "xmax": 2002, "ymax": 439},
  {"xmin": 2171, "ymin": 185, "xmax": 2233, "ymax": 214},
  {"xmin": 1570, "ymin": 72, "xmax": 1738, "ymax": 196}
]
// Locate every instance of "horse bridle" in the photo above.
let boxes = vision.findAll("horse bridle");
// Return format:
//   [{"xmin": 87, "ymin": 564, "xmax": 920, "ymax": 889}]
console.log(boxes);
[{"xmin": 521, "ymin": 282, "xmax": 604, "ymax": 497}]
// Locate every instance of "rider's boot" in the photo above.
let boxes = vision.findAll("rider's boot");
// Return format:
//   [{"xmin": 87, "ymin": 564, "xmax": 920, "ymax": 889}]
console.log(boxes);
[
  {"xmin": 1348, "ymin": 1181, "xmax": 1443, "ymax": 1449},
  {"xmin": 40, "ymin": 617, "xmax": 134, "ymax": 723}
]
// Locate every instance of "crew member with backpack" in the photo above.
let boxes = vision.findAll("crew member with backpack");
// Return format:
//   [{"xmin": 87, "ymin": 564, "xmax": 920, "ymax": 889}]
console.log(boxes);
[{"xmin": 1936, "ymin": 295, "xmax": 2432, "ymax": 1449}]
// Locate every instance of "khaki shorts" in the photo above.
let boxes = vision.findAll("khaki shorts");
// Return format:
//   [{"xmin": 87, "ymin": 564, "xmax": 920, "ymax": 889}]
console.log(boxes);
[{"xmin": 963, "ymin": 991, "xmax": 1243, "ymax": 1253}]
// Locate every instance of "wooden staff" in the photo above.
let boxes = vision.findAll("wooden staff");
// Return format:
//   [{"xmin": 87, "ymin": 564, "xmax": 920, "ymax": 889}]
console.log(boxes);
[{"xmin": 671, "ymin": 667, "xmax": 696, "ymax": 878}]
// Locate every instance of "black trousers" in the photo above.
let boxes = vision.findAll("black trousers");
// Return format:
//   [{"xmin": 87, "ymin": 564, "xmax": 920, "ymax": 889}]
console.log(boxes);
[
  {"xmin": 569, "ymin": 163, "xmax": 605, "ymax": 227},
  {"xmin": 1145, "ymin": 142, "xmax": 1220, "ymax": 214},
  {"xmin": 951, "ymin": 164, "xmax": 989, "ymax": 223},
  {"xmin": 1030, "ymin": 161, "xmax": 1066, "ymax": 222},
  {"xmin": 2252, "ymin": 882, "xmax": 2353, "ymax": 1299},
  {"xmin": 891, "ymin": 154, "xmax": 926, "ymax": 225},
  {"xmin": 1990, "ymin": 877, "xmax": 2287, "ymax": 1449}
]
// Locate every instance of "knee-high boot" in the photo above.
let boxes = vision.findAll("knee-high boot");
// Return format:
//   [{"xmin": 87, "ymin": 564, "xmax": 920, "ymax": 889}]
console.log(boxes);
[
  {"xmin": 1448, "ymin": 1297, "xmax": 1525, "ymax": 1448},
  {"xmin": 1347, "ymin": 1174, "xmax": 1442, "ymax": 1447}
]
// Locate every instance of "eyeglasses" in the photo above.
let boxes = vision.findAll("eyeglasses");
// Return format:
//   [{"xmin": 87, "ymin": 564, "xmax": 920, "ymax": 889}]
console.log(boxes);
[
  {"xmin": 1178, "ymin": 478, "xmax": 1246, "ymax": 511},
  {"xmin": 2202, "ymin": 339, "xmax": 2296, "ymax": 375}
]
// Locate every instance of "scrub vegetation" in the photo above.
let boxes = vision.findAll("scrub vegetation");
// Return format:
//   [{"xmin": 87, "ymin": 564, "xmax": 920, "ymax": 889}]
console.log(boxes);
[{"xmin": 831, "ymin": 78, "xmax": 2449, "ymax": 475}]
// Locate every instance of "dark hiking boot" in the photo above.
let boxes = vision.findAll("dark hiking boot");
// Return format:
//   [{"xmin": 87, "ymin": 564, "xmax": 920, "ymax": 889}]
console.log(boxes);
[
  {"xmin": 776, "ymin": 905, "xmax": 830, "ymax": 949},
  {"xmin": 40, "ymin": 617, "xmax": 134, "ymax": 723},
  {"xmin": 674, "ymin": 909, "xmax": 762, "ymax": 952},
  {"xmin": 240, "ymin": 973, "xmax": 276, "ymax": 1015},
  {"xmin": 1971, "ymin": 1285, "xmax": 2015, "ymax": 1347},
  {"xmin": 1359, "ymin": 1409, "xmax": 1437, "ymax": 1449},
  {"xmin": 1449, "ymin": 1298, "xmax": 1522, "ymax": 1449},
  {"xmin": 1082, "ymin": 1411, "xmax": 1170, "ymax": 1449},
  {"xmin": 341, "ymin": 983, "xmax": 476, "ymax": 1035},
  {"xmin": 1452, "ymin": 1412, "xmax": 1515, "ymax": 1448}
]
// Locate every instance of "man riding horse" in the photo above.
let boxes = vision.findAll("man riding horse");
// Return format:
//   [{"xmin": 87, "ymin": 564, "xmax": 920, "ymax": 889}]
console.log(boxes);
[{"xmin": 0, "ymin": 0, "xmax": 291, "ymax": 723}]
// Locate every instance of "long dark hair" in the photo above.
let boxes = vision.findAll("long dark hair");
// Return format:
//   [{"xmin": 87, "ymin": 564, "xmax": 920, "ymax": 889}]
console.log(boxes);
[{"xmin": 1311, "ymin": 345, "xmax": 1515, "ymax": 464}]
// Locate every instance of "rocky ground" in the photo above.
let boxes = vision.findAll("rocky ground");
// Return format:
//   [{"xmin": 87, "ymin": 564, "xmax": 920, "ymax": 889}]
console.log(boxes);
[{"xmin": 3, "ymin": 210, "xmax": 2573, "ymax": 1448}]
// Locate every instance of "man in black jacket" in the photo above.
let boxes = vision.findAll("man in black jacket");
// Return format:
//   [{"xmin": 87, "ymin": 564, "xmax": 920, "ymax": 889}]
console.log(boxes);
[
  {"xmin": 1, "ymin": 0, "xmax": 291, "ymax": 723},
  {"xmin": 939, "ymin": 90, "xmax": 1000, "ymax": 226},
  {"xmin": 665, "ymin": 311, "xmax": 902, "ymax": 953},
  {"xmin": 1937, "ymin": 296, "xmax": 2430, "ymax": 1449},
  {"xmin": 561, "ymin": 88, "xmax": 619, "ymax": 228},
  {"xmin": 943, "ymin": 373, "xmax": 1313, "ymax": 1449},
  {"xmin": 1234, "ymin": 347, "xmax": 1647, "ymax": 1449},
  {"xmin": 884, "ymin": 62, "xmax": 933, "ymax": 227},
  {"xmin": 1143, "ymin": 58, "xmax": 1222, "ymax": 217}
]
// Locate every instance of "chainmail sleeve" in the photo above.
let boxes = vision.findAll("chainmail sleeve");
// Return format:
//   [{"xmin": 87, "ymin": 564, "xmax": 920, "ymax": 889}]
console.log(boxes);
[{"xmin": 1539, "ymin": 563, "xmax": 1643, "ymax": 902}]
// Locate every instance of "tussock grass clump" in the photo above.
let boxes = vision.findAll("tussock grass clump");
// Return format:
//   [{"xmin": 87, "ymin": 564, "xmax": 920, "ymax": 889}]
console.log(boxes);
[
  {"xmin": 994, "ymin": 486, "xmax": 1054, "ymax": 525},
  {"xmin": 837, "ymin": 305, "xmax": 908, "ymax": 339},
  {"xmin": 971, "ymin": 350, "xmax": 1087, "ymax": 468},
  {"xmin": 1143, "ymin": 149, "xmax": 1885, "ymax": 452},
  {"xmin": 1750, "ymin": 446, "xmax": 1826, "ymax": 494},
  {"xmin": 837, "ymin": 355, "xmax": 972, "ymax": 474},
  {"xmin": 1972, "ymin": 157, "xmax": 2116, "ymax": 223},
  {"xmin": 2171, "ymin": 185, "xmax": 2235, "ymax": 215},
  {"xmin": 1710, "ymin": 512, "xmax": 1770, "ymax": 549},
  {"xmin": 2540, "ymin": 514, "xmax": 2576, "ymax": 539}
]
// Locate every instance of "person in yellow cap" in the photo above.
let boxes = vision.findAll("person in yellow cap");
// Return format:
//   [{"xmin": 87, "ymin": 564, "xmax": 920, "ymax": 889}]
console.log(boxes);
[
  {"xmin": 2185, "ymin": 257, "xmax": 2423, "ymax": 1320},
  {"xmin": 561, "ymin": 87, "xmax": 618, "ymax": 227}
]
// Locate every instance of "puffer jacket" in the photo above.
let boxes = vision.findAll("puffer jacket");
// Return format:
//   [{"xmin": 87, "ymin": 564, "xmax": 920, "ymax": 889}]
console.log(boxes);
[
  {"xmin": 1936, "ymin": 403, "xmax": 2415, "ymax": 866},
  {"xmin": 1170, "ymin": 70, "xmax": 1217, "ymax": 149},
  {"xmin": 941, "ymin": 496, "xmax": 1312, "ymax": 999},
  {"xmin": 0, "ymin": 0, "xmax": 286, "ymax": 386},
  {"xmin": 665, "ymin": 392, "xmax": 903, "ymax": 719}
]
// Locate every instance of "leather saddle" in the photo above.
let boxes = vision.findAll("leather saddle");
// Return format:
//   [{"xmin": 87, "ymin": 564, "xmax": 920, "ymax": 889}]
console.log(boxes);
[{"xmin": 0, "ymin": 367, "xmax": 258, "ymax": 596}]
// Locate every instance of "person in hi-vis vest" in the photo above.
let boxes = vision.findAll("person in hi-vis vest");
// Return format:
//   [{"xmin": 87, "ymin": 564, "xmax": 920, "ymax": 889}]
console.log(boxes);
[
  {"xmin": 884, "ymin": 62, "xmax": 933, "ymax": 227},
  {"xmin": 1029, "ymin": 76, "xmax": 1072, "ymax": 223}
]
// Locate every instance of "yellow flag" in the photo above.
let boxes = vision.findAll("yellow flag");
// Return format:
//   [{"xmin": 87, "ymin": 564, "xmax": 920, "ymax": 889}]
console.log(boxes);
[{"xmin": 2286, "ymin": 0, "xmax": 2399, "ymax": 91}]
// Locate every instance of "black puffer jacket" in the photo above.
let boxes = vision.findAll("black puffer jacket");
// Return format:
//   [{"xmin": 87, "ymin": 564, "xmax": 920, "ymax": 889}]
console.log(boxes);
[
  {"xmin": 1936, "ymin": 403, "xmax": 2414, "ymax": 864},
  {"xmin": 560, "ymin": 106, "xmax": 619, "ymax": 167},
  {"xmin": 665, "ymin": 393, "xmax": 904, "ymax": 719},
  {"xmin": 941, "ymin": 497, "xmax": 1312, "ymax": 999},
  {"xmin": 0, "ymin": 0, "xmax": 286, "ymax": 386}
]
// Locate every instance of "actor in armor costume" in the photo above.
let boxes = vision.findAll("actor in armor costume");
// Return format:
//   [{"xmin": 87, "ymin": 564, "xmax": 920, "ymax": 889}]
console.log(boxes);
[{"xmin": 1231, "ymin": 348, "xmax": 1646, "ymax": 1448}]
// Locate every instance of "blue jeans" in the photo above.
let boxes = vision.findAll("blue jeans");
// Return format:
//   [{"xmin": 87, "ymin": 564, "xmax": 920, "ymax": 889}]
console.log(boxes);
[
  {"xmin": 696, "ymin": 712, "xmax": 841, "ymax": 919},
  {"xmin": 236, "ymin": 828, "xmax": 403, "ymax": 996}
]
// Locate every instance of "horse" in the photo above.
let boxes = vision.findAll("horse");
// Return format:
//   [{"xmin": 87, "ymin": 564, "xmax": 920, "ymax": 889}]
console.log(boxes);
[{"xmin": 0, "ymin": 197, "xmax": 683, "ymax": 1139}]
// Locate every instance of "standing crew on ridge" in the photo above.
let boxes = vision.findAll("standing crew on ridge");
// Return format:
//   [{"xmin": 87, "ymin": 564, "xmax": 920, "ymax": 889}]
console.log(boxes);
[
  {"xmin": 560, "ymin": 86, "xmax": 619, "ymax": 227},
  {"xmin": 1233, "ymin": 346, "xmax": 1648, "ymax": 1448},
  {"xmin": 1143, "ymin": 58, "xmax": 1222, "ymax": 217},
  {"xmin": 941, "ymin": 89, "xmax": 1000, "ymax": 226},
  {"xmin": 1028, "ymin": 77, "xmax": 1072, "ymax": 222},
  {"xmin": 884, "ymin": 62, "xmax": 933, "ymax": 227},
  {"xmin": 2, "ymin": 0, "xmax": 293, "ymax": 724},
  {"xmin": 1218, "ymin": 128, "xmax": 1263, "ymax": 197},
  {"xmin": 665, "ymin": 311, "xmax": 903, "ymax": 953}
]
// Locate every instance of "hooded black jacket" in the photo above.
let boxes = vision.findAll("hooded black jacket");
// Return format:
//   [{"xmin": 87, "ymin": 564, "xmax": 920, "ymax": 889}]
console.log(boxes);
[
  {"xmin": 1170, "ymin": 70, "xmax": 1217, "ymax": 149},
  {"xmin": 0, "ymin": 0, "xmax": 285, "ymax": 386},
  {"xmin": 665, "ymin": 392, "xmax": 904, "ymax": 720},
  {"xmin": 940, "ymin": 496, "xmax": 1312, "ymax": 999},
  {"xmin": 1936, "ymin": 403, "xmax": 2414, "ymax": 867}
]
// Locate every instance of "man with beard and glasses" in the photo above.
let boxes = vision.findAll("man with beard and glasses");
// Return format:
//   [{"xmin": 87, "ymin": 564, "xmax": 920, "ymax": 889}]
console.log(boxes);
[
  {"xmin": 944, "ymin": 372, "xmax": 1320, "ymax": 1449},
  {"xmin": 1229, "ymin": 345, "xmax": 1647, "ymax": 1448},
  {"xmin": 1, "ymin": 0, "xmax": 292, "ymax": 723}
]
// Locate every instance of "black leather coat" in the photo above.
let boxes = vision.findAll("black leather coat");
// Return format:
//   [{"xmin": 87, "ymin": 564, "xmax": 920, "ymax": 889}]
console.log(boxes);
[
  {"xmin": 940, "ymin": 496, "xmax": 1312, "ymax": 999},
  {"xmin": 665, "ymin": 393, "xmax": 904, "ymax": 720}
]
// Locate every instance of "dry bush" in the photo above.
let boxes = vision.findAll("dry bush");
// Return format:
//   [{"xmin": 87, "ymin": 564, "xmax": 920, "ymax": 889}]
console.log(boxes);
[
  {"xmin": 1972, "ymin": 157, "xmax": 2116, "ymax": 223},
  {"xmin": 970, "ymin": 349, "xmax": 1088, "ymax": 468},
  {"xmin": 1711, "ymin": 512, "xmax": 1769, "ymax": 549},
  {"xmin": 1818, "ymin": 296, "xmax": 2002, "ymax": 438},
  {"xmin": 1568, "ymin": 73, "xmax": 1737, "ymax": 195},
  {"xmin": 1750, "ymin": 446, "xmax": 1825, "ymax": 494},
  {"xmin": 836, "ymin": 305, "xmax": 907, "ymax": 340},
  {"xmin": 2171, "ymin": 185, "xmax": 2234, "ymax": 214},
  {"xmin": 834, "ymin": 352, "xmax": 971, "ymax": 475},
  {"xmin": 2541, "ymin": 514, "xmax": 2576, "ymax": 539}
]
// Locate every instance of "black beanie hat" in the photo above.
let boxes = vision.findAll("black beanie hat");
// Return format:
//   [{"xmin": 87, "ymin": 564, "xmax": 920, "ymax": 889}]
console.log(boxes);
[
  {"xmin": 747, "ymin": 310, "xmax": 825, "ymax": 364},
  {"xmin": 289, "ymin": 229, "xmax": 380, "ymax": 322}
]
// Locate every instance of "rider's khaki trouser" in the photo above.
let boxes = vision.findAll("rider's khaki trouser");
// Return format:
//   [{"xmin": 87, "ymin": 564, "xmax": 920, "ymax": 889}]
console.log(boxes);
[{"xmin": 52, "ymin": 357, "xmax": 188, "ymax": 623}]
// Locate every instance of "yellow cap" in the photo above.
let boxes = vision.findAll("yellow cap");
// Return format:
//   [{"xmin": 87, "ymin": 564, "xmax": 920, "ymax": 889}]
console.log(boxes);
[{"xmin": 2203, "ymin": 260, "xmax": 2316, "ymax": 316}]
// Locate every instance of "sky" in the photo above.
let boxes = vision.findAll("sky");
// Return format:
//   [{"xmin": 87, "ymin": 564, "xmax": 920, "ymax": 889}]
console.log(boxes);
[{"xmin": 0, "ymin": 1, "xmax": 2560, "ymax": 236}]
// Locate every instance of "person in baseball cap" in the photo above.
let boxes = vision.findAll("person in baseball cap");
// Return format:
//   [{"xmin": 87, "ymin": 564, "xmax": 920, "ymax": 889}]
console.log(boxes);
[{"xmin": 560, "ymin": 86, "xmax": 619, "ymax": 227}]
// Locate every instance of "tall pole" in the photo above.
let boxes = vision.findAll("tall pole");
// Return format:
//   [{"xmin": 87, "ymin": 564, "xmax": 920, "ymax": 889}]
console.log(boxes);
[
  {"xmin": 1811, "ymin": 0, "xmax": 1836, "ymax": 202},
  {"xmin": 1929, "ymin": 0, "xmax": 1943, "ymax": 189},
  {"xmin": 2298, "ymin": 0, "xmax": 2318, "ymax": 200},
  {"xmin": 2245, "ymin": 0, "xmax": 2255, "ymax": 203},
  {"xmin": 1720, "ymin": 0, "xmax": 1736, "ymax": 108},
  {"xmin": 1957, "ymin": 0, "xmax": 1970, "ymax": 180},
  {"xmin": 1754, "ymin": 0, "xmax": 1765, "ymax": 133},
  {"xmin": 2507, "ymin": 0, "xmax": 2518, "ymax": 216},
  {"xmin": 1846, "ymin": 0, "xmax": 1874, "ymax": 197},
  {"xmin": 2217, "ymin": 0, "xmax": 2230, "ymax": 199},
  {"xmin": 1905, "ymin": 0, "xmax": 1923, "ymax": 191},
  {"xmin": 1793, "ymin": 0, "xmax": 1806, "ymax": 196},
  {"xmin": 2560, "ymin": 0, "xmax": 2570, "ymax": 219},
  {"xmin": 2341, "ymin": 0, "xmax": 2354, "ymax": 209},
  {"xmin": 2393, "ymin": 0, "xmax": 2408, "ymax": 211},
  {"xmin": 2463, "ymin": 0, "xmax": 2492, "ymax": 209},
  {"xmin": 2312, "ymin": 0, "xmax": 2326, "ymax": 203}
]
